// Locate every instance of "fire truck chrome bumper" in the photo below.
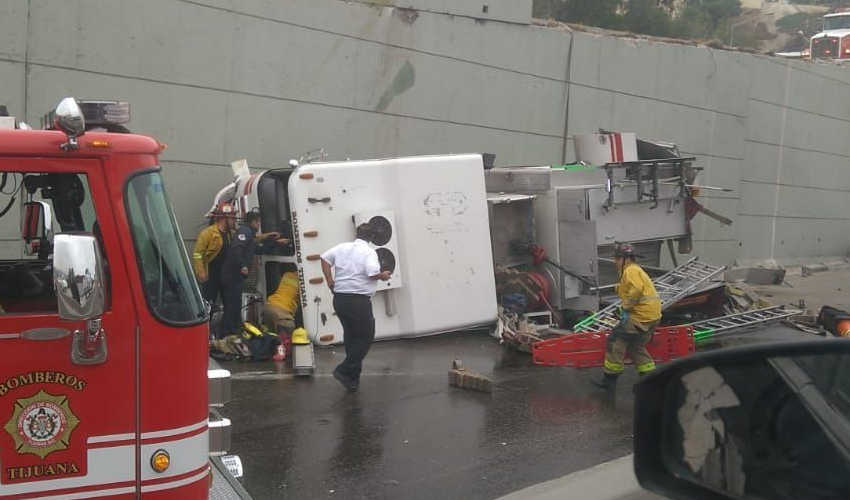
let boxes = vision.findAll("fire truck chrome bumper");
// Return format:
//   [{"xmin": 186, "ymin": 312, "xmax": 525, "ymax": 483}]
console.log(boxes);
[
  {"xmin": 208, "ymin": 408, "xmax": 232, "ymax": 456},
  {"xmin": 208, "ymin": 359, "xmax": 232, "ymax": 407}
]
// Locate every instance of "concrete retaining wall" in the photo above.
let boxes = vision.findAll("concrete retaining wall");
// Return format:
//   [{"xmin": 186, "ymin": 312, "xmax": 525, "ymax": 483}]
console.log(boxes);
[{"xmin": 1, "ymin": 0, "xmax": 847, "ymax": 266}]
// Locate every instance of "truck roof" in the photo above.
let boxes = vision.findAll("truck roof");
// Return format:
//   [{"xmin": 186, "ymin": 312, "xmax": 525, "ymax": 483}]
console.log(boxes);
[
  {"xmin": 0, "ymin": 129, "xmax": 161, "ymax": 157},
  {"xmin": 824, "ymin": 12, "xmax": 850, "ymax": 18},
  {"xmin": 814, "ymin": 29, "xmax": 850, "ymax": 38}
]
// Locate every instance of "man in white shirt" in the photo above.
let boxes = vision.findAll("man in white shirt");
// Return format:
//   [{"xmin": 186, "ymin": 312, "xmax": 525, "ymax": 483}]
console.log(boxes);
[{"xmin": 321, "ymin": 223, "xmax": 391, "ymax": 391}]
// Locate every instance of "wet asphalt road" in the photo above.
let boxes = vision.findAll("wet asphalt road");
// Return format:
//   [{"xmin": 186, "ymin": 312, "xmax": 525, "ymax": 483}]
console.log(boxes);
[{"xmin": 220, "ymin": 331, "xmax": 639, "ymax": 500}]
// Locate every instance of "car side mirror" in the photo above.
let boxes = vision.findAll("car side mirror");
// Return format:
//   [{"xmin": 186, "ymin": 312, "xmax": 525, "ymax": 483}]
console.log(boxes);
[
  {"xmin": 634, "ymin": 339, "xmax": 850, "ymax": 500},
  {"xmin": 21, "ymin": 201, "xmax": 53, "ymax": 256},
  {"xmin": 53, "ymin": 233, "xmax": 106, "ymax": 321}
]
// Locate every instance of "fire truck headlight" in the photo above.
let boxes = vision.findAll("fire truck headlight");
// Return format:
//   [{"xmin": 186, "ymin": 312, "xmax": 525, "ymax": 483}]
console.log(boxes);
[{"xmin": 151, "ymin": 449, "xmax": 171, "ymax": 473}]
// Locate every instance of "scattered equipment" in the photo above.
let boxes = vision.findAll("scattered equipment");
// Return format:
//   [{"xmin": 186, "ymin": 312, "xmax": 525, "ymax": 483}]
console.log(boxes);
[
  {"xmin": 691, "ymin": 305, "xmax": 804, "ymax": 343},
  {"xmin": 573, "ymin": 258, "xmax": 726, "ymax": 333},
  {"xmin": 532, "ymin": 325, "xmax": 695, "ymax": 368}
]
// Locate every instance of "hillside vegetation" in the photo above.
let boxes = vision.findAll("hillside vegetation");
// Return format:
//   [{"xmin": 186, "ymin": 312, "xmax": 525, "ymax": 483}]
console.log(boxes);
[{"xmin": 533, "ymin": 0, "xmax": 772, "ymax": 49}]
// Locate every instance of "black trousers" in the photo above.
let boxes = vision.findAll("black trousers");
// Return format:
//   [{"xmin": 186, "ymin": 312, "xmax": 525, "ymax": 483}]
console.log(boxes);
[
  {"xmin": 220, "ymin": 277, "xmax": 244, "ymax": 339},
  {"xmin": 333, "ymin": 293, "xmax": 375, "ymax": 382},
  {"xmin": 201, "ymin": 273, "xmax": 223, "ymax": 309}
]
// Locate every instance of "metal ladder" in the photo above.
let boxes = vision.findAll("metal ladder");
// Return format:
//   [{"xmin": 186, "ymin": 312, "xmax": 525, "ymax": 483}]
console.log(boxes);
[
  {"xmin": 691, "ymin": 305, "xmax": 803, "ymax": 341},
  {"xmin": 574, "ymin": 257, "xmax": 726, "ymax": 333}
]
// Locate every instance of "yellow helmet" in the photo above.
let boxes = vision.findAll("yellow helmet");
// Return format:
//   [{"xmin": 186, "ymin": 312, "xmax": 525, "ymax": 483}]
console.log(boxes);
[{"xmin": 291, "ymin": 328, "xmax": 310, "ymax": 345}]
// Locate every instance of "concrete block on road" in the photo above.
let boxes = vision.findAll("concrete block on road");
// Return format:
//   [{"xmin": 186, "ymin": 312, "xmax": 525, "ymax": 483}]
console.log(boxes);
[
  {"xmin": 802, "ymin": 263, "xmax": 829, "ymax": 277},
  {"xmin": 448, "ymin": 359, "xmax": 492, "ymax": 393},
  {"xmin": 726, "ymin": 267, "xmax": 786, "ymax": 285}
]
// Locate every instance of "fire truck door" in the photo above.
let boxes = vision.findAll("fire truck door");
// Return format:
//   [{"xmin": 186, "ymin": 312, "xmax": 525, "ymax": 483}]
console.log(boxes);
[{"xmin": 0, "ymin": 158, "xmax": 138, "ymax": 498}]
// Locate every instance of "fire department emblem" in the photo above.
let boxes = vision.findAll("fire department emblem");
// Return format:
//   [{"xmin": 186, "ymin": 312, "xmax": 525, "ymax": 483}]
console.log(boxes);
[{"xmin": 4, "ymin": 390, "xmax": 79, "ymax": 459}]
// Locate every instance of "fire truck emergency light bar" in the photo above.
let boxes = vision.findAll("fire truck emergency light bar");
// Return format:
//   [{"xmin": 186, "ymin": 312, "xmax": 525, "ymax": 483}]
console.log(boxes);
[{"xmin": 42, "ymin": 99, "xmax": 130, "ymax": 130}]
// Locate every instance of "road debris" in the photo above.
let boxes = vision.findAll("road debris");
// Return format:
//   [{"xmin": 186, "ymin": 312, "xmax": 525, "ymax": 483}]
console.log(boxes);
[
  {"xmin": 724, "ymin": 283, "xmax": 773, "ymax": 313},
  {"xmin": 496, "ymin": 310, "xmax": 549, "ymax": 352},
  {"xmin": 802, "ymin": 263, "xmax": 829, "ymax": 277},
  {"xmin": 783, "ymin": 314, "xmax": 823, "ymax": 335},
  {"xmin": 725, "ymin": 266, "xmax": 786, "ymax": 285},
  {"xmin": 448, "ymin": 359, "xmax": 493, "ymax": 393}
]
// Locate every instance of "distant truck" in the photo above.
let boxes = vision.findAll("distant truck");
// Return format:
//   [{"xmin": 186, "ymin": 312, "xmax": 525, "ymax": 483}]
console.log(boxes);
[{"xmin": 810, "ymin": 10, "xmax": 850, "ymax": 60}]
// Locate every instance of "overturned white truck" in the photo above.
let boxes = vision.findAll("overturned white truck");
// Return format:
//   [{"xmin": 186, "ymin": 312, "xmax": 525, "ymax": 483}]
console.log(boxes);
[
  {"xmin": 212, "ymin": 155, "xmax": 498, "ymax": 348},
  {"xmin": 210, "ymin": 133, "xmax": 715, "ymax": 348}
]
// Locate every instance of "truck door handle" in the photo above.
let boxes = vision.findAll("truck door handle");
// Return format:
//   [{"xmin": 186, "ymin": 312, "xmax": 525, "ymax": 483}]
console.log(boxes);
[
  {"xmin": 22, "ymin": 328, "xmax": 71, "ymax": 341},
  {"xmin": 71, "ymin": 318, "xmax": 108, "ymax": 365},
  {"xmin": 308, "ymin": 197, "xmax": 331, "ymax": 204}
]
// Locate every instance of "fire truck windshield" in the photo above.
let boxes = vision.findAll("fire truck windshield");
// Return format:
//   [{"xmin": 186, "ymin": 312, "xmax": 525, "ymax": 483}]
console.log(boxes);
[
  {"xmin": 125, "ymin": 170, "xmax": 206, "ymax": 325},
  {"xmin": 825, "ymin": 15, "xmax": 850, "ymax": 31}
]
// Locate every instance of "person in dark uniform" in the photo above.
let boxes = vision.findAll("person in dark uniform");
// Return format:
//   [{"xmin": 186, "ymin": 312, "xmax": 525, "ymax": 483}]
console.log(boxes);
[
  {"xmin": 220, "ymin": 212, "xmax": 279, "ymax": 338},
  {"xmin": 320, "ymin": 223, "xmax": 391, "ymax": 392}
]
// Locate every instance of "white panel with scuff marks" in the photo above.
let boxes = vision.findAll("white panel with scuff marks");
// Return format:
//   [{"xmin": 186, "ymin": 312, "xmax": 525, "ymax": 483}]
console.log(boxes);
[{"xmin": 289, "ymin": 154, "xmax": 497, "ymax": 344}]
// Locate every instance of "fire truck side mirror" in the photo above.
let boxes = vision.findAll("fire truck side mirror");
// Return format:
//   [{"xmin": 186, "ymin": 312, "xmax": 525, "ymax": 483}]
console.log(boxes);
[
  {"xmin": 21, "ymin": 201, "xmax": 53, "ymax": 256},
  {"xmin": 53, "ymin": 97, "xmax": 85, "ymax": 151},
  {"xmin": 53, "ymin": 233, "xmax": 106, "ymax": 321}
]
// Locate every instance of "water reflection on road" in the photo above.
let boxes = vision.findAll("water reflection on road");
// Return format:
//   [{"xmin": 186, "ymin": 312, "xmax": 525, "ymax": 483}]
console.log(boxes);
[{"xmin": 225, "ymin": 332, "xmax": 637, "ymax": 500}]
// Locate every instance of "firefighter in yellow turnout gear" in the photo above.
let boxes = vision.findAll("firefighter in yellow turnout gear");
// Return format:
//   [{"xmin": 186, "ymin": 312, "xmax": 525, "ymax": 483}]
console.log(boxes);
[
  {"xmin": 593, "ymin": 244, "xmax": 662, "ymax": 390},
  {"xmin": 263, "ymin": 271, "xmax": 300, "ymax": 334},
  {"xmin": 192, "ymin": 202, "xmax": 235, "ymax": 307}
]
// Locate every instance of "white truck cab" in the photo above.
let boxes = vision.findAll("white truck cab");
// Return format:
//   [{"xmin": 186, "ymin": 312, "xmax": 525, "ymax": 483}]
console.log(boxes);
[{"xmin": 810, "ymin": 11, "xmax": 850, "ymax": 60}]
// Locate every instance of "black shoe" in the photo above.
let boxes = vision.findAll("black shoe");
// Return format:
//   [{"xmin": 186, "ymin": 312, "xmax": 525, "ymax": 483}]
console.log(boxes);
[
  {"xmin": 333, "ymin": 369, "xmax": 358, "ymax": 392},
  {"xmin": 591, "ymin": 373, "xmax": 619, "ymax": 391}
]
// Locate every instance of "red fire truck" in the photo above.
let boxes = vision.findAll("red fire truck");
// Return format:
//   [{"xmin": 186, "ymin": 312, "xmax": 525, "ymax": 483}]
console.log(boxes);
[{"xmin": 0, "ymin": 98, "xmax": 248, "ymax": 498}]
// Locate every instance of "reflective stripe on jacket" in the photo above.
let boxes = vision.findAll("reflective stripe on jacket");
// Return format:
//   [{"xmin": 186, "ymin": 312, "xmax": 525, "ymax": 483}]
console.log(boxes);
[
  {"xmin": 193, "ymin": 224, "xmax": 226, "ymax": 278},
  {"xmin": 616, "ymin": 263, "xmax": 662, "ymax": 323}
]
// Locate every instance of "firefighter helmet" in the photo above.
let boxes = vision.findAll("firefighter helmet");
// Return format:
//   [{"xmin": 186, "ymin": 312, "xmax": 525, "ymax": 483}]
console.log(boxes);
[
  {"xmin": 613, "ymin": 243, "xmax": 639, "ymax": 258},
  {"xmin": 211, "ymin": 201, "xmax": 235, "ymax": 219},
  {"xmin": 291, "ymin": 328, "xmax": 310, "ymax": 345}
]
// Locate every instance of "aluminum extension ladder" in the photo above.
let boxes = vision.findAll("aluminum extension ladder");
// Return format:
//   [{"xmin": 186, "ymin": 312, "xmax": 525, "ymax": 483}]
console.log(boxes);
[
  {"xmin": 691, "ymin": 305, "xmax": 803, "ymax": 342},
  {"xmin": 573, "ymin": 257, "xmax": 726, "ymax": 333}
]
